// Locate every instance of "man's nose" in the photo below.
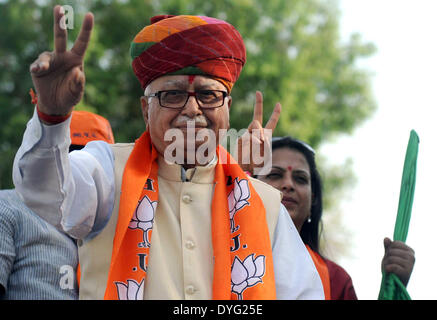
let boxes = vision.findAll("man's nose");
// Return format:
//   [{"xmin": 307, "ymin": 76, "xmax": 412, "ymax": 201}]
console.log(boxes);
[{"xmin": 181, "ymin": 95, "xmax": 202, "ymax": 117}]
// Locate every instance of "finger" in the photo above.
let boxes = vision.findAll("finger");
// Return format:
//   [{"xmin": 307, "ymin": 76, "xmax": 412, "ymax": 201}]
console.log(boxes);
[
  {"xmin": 265, "ymin": 102, "xmax": 282, "ymax": 131},
  {"xmin": 30, "ymin": 52, "xmax": 53, "ymax": 75},
  {"xmin": 239, "ymin": 134, "xmax": 263, "ymax": 151},
  {"xmin": 384, "ymin": 237, "xmax": 392, "ymax": 248},
  {"xmin": 386, "ymin": 248, "xmax": 415, "ymax": 261},
  {"xmin": 54, "ymin": 5, "xmax": 67, "ymax": 53},
  {"xmin": 249, "ymin": 134, "xmax": 264, "ymax": 159},
  {"xmin": 384, "ymin": 264, "xmax": 406, "ymax": 276},
  {"xmin": 389, "ymin": 241, "xmax": 415, "ymax": 253},
  {"xmin": 248, "ymin": 120, "xmax": 264, "ymax": 141},
  {"xmin": 385, "ymin": 252, "xmax": 414, "ymax": 267},
  {"xmin": 69, "ymin": 66, "xmax": 86, "ymax": 93},
  {"xmin": 252, "ymin": 91, "xmax": 263, "ymax": 124},
  {"xmin": 71, "ymin": 12, "xmax": 94, "ymax": 57},
  {"xmin": 250, "ymin": 135, "xmax": 262, "ymax": 144},
  {"xmin": 385, "ymin": 241, "xmax": 415, "ymax": 262},
  {"xmin": 382, "ymin": 237, "xmax": 391, "ymax": 257},
  {"xmin": 384, "ymin": 264, "xmax": 411, "ymax": 286},
  {"xmin": 57, "ymin": 66, "xmax": 86, "ymax": 108},
  {"xmin": 248, "ymin": 119, "xmax": 263, "ymax": 131}
]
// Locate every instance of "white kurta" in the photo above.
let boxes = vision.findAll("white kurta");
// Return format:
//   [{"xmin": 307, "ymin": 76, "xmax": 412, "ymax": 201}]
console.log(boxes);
[{"xmin": 13, "ymin": 108, "xmax": 324, "ymax": 300}]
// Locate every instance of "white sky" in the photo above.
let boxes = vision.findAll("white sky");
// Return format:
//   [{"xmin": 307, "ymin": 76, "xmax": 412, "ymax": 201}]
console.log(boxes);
[{"xmin": 320, "ymin": 0, "xmax": 437, "ymax": 299}]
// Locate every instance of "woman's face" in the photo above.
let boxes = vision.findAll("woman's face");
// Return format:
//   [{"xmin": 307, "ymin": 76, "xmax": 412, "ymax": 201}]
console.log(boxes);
[{"xmin": 258, "ymin": 147, "xmax": 312, "ymax": 232}]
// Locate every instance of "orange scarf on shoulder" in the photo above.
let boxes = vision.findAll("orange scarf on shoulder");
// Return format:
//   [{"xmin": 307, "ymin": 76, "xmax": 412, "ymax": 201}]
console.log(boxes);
[
  {"xmin": 306, "ymin": 245, "xmax": 331, "ymax": 300},
  {"xmin": 103, "ymin": 131, "xmax": 276, "ymax": 300}
]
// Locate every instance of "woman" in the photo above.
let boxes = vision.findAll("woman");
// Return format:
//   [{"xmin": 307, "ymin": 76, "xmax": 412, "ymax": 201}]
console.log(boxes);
[{"xmin": 254, "ymin": 136, "xmax": 415, "ymax": 300}]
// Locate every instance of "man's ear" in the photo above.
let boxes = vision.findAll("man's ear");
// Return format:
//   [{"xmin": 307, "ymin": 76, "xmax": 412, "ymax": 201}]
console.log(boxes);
[
  {"xmin": 226, "ymin": 96, "xmax": 232, "ymax": 130},
  {"xmin": 140, "ymin": 96, "xmax": 149, "ymax": 124}
]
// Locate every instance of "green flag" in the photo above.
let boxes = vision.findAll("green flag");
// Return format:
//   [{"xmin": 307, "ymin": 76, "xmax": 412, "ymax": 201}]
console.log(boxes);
[{"xmin": 378, "ymin": 130, "xmax": 419, "ymax": 300}]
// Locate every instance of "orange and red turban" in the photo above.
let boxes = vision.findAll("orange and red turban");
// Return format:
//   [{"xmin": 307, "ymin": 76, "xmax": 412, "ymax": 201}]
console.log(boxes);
[{"xmin": 130, "ymin": 15, "xmax": 246, "ymax": 92}]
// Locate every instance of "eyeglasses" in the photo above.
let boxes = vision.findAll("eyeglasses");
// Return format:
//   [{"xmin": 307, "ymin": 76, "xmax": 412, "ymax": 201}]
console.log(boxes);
[{"xmin": 147, "ymin": 90, "xmax": 228, "ymax": 109}]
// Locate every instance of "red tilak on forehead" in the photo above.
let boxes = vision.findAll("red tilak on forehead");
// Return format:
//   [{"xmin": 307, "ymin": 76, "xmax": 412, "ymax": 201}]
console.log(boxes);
[
  {"xmin": 287, "ymin": 166, "xmax": 293, "ymax": 172},
  {"xmin": 188, "ymin": 75, "xmax": 196, "ymax": 84}
]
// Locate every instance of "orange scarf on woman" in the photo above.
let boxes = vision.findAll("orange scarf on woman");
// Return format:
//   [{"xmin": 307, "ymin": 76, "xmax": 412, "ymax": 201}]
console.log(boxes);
[
  {"xmin": 103, "ymin": 131, "xmax": 276, "ymax": 300},
  {"xmin": 306, "ymin": 245, "xmax": 331, "ymax": 300}
]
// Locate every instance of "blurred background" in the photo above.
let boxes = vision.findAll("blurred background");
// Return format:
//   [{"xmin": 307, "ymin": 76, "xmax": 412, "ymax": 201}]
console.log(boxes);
[
  {"xmin": 0, "ymin": 0, "xmax": 435, "ymax": 299},
  {"xmin": 323, "ymin": 0, "xmax": 437, "ymax": 300}
]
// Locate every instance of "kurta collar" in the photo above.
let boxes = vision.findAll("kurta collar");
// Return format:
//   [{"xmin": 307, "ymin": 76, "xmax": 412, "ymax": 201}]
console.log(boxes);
[{"xmin": 157, "ymin": 155, "xmax": 217, "ymax": 184}]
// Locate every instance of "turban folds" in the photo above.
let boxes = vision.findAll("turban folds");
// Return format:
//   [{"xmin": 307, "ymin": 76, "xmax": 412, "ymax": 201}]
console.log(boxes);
[{"xmin": 130, "ymin": 15, "xmax": 246, "ymax": 92}]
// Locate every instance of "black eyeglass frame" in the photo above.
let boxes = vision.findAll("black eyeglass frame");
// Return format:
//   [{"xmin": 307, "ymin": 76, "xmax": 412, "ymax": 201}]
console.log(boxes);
[{"xmin": 147, "ymin": 90, "xmax": 229, "ymax": 109}]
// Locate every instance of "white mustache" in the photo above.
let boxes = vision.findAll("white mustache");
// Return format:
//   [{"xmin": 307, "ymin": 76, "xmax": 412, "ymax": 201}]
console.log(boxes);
[{"xmin": 174, "ymin": 116, "xmax": 208, "ymax": 127}]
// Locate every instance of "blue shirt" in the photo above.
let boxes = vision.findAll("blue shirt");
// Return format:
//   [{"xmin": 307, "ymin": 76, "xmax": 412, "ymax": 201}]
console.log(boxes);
[{"xmin": 0, "ymin": 189, "xmax": 78, "ymax": 300}]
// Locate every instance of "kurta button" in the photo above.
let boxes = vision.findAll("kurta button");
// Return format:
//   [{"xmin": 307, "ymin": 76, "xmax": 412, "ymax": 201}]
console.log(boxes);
[
  {"xmin": 182, "ymin": 194, "xmax": 192, "ymax": 203},
  {"xmin": 185, "ymin": 240, "xmax": 195, "ymax": 249},
  {"xmin": 185, "ymin": 285, "xmax": 195, "ymax": 295}
]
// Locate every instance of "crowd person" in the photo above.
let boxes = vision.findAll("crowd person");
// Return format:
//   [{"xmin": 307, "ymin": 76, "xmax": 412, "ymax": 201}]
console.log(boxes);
[
  {"xmin": 12, "ymin": 6, "xmax": 324, "ymax": 300},
  {"xmin": 0, "ymin": 110, "xmax": 114, "ymax": 300},
  {"xmin": 254, "ymin": 136, "xmax": 416, "ymax": 299}
]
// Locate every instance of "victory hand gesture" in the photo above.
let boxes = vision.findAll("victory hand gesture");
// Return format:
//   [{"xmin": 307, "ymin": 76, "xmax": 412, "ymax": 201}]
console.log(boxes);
[
  {"xmin": 237, "ymin": 91, "xmax": 281, "ymax": 175},
  {"xmin": 30, "ymin": 5, "xmax": 94, "ymax": 118}
]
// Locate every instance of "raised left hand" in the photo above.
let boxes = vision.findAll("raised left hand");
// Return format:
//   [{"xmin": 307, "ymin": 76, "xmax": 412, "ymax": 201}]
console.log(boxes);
[{"xmin": 237, "ymin": 91, "xmax": 281, "ymax": 175}]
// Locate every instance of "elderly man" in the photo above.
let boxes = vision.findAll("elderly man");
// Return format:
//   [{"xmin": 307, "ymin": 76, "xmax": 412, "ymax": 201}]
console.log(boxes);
[{"xmin": 13, "ymin": 6, "xmax": 323, "ymax": 300}]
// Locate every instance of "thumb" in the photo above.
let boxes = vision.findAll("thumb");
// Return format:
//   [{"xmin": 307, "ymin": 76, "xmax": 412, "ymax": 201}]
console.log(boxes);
[{"xmin": 383, "ymin": 237, "xmax": 392, "ymax": 252}]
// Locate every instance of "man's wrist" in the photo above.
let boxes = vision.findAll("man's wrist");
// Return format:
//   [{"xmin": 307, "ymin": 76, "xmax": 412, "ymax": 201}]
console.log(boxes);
[
  {"xmin": 30, "ymin": 88, "xmax": 72, "ymax": 125},
  {"xmin": 36, "ymin": 104, "xmax": 72, "ymax": 125}
]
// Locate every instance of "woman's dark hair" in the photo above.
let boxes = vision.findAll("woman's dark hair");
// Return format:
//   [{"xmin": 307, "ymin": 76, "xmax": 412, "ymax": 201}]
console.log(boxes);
[{"xmin": 270, "ymin": 136, "xmax": 324, "ymax": 254}]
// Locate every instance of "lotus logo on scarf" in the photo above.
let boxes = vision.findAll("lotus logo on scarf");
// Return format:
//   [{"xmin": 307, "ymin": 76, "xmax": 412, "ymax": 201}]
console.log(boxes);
[
  {"xmin": 228, "ymin": 178, "xmax": 250, "ymax": 233},
  {"xmin": 231, "ymin": 254, "xmax": 266, "ymax": 300},
  {"xmin": 115, "ymin": 279, "xmax": 144, "ymax": 300},
  {"xmin": 129, "ymin": 195, "xmax": 157, "ymax": 248}
]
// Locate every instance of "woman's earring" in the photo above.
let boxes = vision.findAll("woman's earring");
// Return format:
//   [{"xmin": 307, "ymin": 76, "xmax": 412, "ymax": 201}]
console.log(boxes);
[{"xmin": 307, "ymin": 216, "xmax": 312, "ymax": 223}]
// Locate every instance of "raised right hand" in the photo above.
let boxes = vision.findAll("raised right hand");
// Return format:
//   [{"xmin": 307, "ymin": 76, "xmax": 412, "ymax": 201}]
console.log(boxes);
[
  {"xmin": 381, "ymin": 237, "xmax": 415, "ymax": 287},
  {"xmin": 30, "ymin": 5, "xmax": 94, "ymax": 117}
]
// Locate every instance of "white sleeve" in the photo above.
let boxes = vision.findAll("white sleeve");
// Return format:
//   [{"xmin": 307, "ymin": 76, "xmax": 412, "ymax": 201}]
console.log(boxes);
[
  {"xmin": 13, "ymin": 108, "xmax": 115, "ymax": 240},
  {"xmin": 272, "ymin": 204, "xmax": 325, "ymax": 300}
]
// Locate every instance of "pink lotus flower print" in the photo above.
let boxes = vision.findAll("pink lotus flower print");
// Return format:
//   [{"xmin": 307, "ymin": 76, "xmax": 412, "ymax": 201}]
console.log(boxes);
[
  {"xmin": 228, "ymin": 178, "xmax": 250, "ymax": 232},
  {"xmin": 231, "ymin": 254, "xmax": 266, "ymax": 300},
  {"xmin": 115, "ymin": 279, "xmax": 144, "ymax": 300},
  {"xmin": 129, "ymin": 195, "xmax": 157, "ymax": 248}
]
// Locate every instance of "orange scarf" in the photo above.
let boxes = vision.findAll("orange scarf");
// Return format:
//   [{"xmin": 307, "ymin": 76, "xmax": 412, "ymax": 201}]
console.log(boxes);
[
  {"xmin": 306, "ymin": 245, "xmax": 331, "ymax": 300},
  {"xmin": 103, "ymin": 131, "xmax": 276, "ymax": 300}
]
